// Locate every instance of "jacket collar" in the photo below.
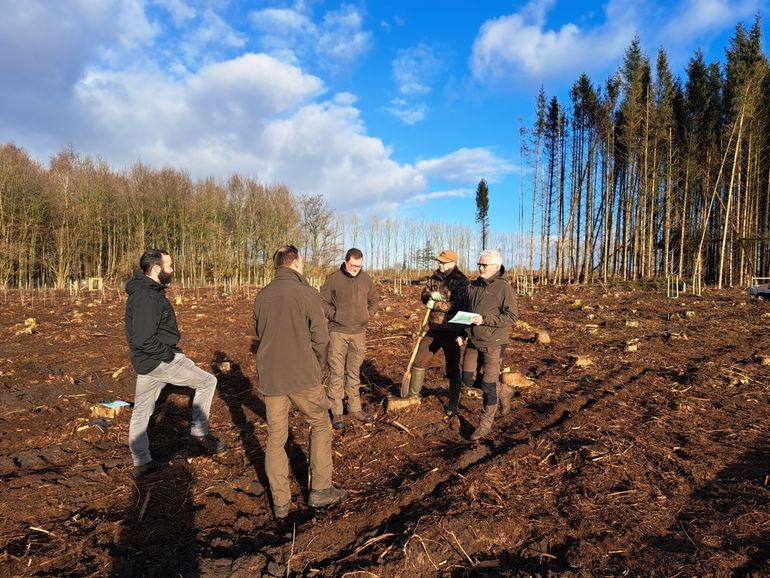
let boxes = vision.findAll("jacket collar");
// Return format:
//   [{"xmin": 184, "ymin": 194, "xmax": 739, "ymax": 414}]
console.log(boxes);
[{"xmin": 276, "ymin": 266, "xmax": 308, "ymax": 284}]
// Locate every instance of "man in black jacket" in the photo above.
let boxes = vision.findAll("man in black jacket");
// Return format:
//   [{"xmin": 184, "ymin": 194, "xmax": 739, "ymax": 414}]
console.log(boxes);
[
  {"xmin": 125, "ymin": 249, "xmax": 224, "ymax": 478},
  {"xmin": 406, "ymin": 249, "xmax": 469, "ymax": 416}
]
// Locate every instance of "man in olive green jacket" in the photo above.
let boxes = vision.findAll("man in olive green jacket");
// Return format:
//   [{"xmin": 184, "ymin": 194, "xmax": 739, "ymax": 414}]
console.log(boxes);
[
  {"xmin": 253, "ymin": 245, "xmax": 346, "ymax": 519},
  {"xmin": 320, "ymin": 248, "xmax": 379, "ymax": 430},
  {"xmin": 462, "ymin": 249, "xmax": 518, "ymax": 441}
]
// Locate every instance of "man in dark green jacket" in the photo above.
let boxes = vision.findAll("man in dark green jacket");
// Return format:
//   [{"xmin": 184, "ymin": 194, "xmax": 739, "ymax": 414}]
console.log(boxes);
[
  {"xmin": 319, "ymin": 248, "xmax": 379, "ymax": 430},
  {"xmin": 125, "ymin": 249, "xmax": 225, "ymax": 479},
  {"xmin": 253, "ymin": 245, "xmax": 346, "ymax": 519},
  {"xmin": 462, "ymin": 249, "xmax": 517, "ymax": 441}
]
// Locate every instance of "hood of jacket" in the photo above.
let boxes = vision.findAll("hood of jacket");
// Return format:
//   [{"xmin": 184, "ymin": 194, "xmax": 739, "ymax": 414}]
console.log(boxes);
[{"xmin": 125, "ymin": 271, "xmax": 166, "ymax": 295}]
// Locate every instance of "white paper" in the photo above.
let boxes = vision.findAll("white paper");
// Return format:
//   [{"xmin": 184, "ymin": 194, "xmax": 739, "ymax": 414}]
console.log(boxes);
[{"xmin": 448, "ymin": 311, "xmax": 477, "ymax": 325}]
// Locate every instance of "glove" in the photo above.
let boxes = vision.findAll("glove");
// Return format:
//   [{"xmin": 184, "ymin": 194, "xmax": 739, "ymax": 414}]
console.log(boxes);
[
  {"xmin": 429, "ymin": 291, "xmax": 444, "ymax": 301},
  {"xmin": 426, "ymin": 299, "xmax": 435, "ymax": 310}
]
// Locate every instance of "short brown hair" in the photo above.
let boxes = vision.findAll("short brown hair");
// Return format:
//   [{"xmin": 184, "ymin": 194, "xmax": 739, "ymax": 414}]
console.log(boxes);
[
  {"xmin": 273, "ymin": 245, "xmax": 300, "ymax": 268},
  {"xmin": 345, "ymin": 247, "xmax": 363, "ymax": 261}
]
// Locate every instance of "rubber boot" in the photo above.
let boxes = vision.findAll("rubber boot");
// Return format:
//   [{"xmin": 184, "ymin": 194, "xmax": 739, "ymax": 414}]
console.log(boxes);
[
  {"xmin": 445, "ymin": 376, "xmax": 462, "ymax": 416},
  {"xmin": 408, "ymin": 367, "xmax": 425, "ymax": 397},
  {"xmin": 470, "ymin": 404, "xmax": 498, "ymax": 441},
  {"xmin": 498, "ymin": 382, "xmax": 513, "ymax": 416}
]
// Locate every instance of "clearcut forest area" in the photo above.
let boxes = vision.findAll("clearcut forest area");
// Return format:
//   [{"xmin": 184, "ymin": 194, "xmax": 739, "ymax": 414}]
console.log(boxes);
[{"xmin": 1, "ymin": 282, "xmax": 769, "ymax": 577}]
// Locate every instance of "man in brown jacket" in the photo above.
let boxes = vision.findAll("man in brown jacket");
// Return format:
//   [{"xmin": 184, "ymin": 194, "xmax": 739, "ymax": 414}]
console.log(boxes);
[
  {"xmin": 462, "ymin": 249, "xmax": 517, "ymax": 441},
  {"xmin": 319, "ymin": 248, "xmax": 379, "ymax": 430},
  {"xmin": 253, "ymin": 245, "xmax": 346, "ymax": 519}
]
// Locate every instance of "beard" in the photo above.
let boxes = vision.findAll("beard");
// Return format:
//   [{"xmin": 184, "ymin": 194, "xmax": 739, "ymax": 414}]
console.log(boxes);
[{"xmin": 158, "ymin": 270, "xmax": 173, "ymax": 285}]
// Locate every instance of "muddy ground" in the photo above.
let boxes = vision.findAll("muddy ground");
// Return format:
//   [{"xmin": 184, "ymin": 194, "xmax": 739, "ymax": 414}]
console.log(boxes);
[{"xmin": 0, "ymin": 281, "xmax": 769, "ymax": 577}]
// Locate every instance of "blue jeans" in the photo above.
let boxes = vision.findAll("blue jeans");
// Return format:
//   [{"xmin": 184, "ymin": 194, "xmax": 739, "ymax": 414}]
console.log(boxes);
[{"xmin": 128, "ymin": 353, "xmax": 218, "ymax": 466}]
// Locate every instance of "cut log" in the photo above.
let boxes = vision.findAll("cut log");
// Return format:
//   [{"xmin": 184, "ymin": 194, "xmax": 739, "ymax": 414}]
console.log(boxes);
[{"xmin": 386, "ymin": 396, "xmax": 421, "ymax": 411}]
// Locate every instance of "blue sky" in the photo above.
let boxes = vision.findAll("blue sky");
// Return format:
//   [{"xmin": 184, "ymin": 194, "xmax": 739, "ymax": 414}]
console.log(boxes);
[{"xmin": 1, "ymin": 0, "xmax": 767, "ymax": 234}]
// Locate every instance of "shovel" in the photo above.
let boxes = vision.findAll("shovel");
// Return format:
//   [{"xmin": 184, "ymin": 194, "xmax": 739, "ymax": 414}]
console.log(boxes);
[{"xmin": 400, "ymin": 306, "xmax": 432, "ymax": 397}]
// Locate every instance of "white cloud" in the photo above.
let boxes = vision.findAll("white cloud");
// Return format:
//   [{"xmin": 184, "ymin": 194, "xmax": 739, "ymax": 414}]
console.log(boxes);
[
  {"xmin": 470, "ymin": 0, "xmax": 765, "ymax": 86},
  {"xmin": 393, "ymin": 43, "xmax": 444, "ymax": 95},
  {"xmin": 661, "ymin": 0, "xmax": 762, "ymax": 45},
  {"xmin": 470, "ymin": 0, "xmax": 635, "ymax": 83},
  {"xmin": 259, "ymin": 101, "xmax": 425, "ymax": 207},
  {"xmin": 68, "ymin": 51, "xmax": 425, "ymax": 210},
  {"xmin": 248, "ymin": 3, "xmax": 371, "ymax": 69},
  {"xmin": 385, "ymin": 99, "xmax": 427, "ymax": 125},
  {"xmin": 155, "ymin": 0, "xmax": 197, "ymax": 26},
  {"xmin": 411, "ymin": 188, "xmax": 471, "ymax": 203},
  {"xmin": 318, "ymin": 4, "xmax": 372, "ymax": 64},
  {"xmin": 416, "ymin": 147, "xmax": 516, "ymax": 185}
]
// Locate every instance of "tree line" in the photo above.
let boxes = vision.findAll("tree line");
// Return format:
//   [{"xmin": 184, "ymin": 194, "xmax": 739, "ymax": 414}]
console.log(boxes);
[
  {"xmin": 523, "ymin": 18, "xmax": 770, "ymax": 288},
  {"xmin": 1, "ymin": 145, "xmax": 510, "ymax": 288}
]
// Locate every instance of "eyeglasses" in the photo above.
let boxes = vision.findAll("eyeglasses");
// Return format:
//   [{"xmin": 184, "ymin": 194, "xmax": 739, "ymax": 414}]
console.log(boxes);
[{"xmin": 477, "ymin": 263, "xmax": 495, "ymax": 268}]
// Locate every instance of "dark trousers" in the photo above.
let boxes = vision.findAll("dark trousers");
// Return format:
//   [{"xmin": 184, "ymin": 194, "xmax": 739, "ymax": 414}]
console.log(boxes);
[{"xmin": 413, "ymin": 330, "xmax": 462, "ymax": 379}]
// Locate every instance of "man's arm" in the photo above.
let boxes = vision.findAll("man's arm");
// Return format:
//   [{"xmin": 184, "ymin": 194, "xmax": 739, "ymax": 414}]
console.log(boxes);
[
  {"xmin": 367, "ymin": 277, "xmax": 379, "ymax": 317},
  {"xmin": 308, "ymin": 292, "xmax": 330, "ymax": 366},
  {"xmin": 479, "ymin": 284, "xmax": 518, "ymax": 327},
  {"xmin": 318, "ymin": 276, "xmax": 335, "ymax": 320}
]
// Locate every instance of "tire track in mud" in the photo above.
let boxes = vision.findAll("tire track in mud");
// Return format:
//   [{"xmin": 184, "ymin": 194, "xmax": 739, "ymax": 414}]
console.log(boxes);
[{"xmin": 263, "ymin": 363, "xmax": 650, "ymax": 572}]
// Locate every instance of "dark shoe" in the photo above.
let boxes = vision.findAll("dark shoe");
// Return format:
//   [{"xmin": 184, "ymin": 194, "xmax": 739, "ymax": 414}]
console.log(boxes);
[
  {"xmin": 191, "ymin": 434, "xmax": 226, "ymax": 455},
  {"xmin": 350, "ymin": 411, "xmax": 373, "ymax": 424},
  {"xmin": 308, "ymin": 486, "xmax": 347, "ymax": 508},
  {"xmin": 274, "ymin": 502, "xmax": 290, "ymax": 519},
  {"xmin": 133, "ymin": 459, "xmax": 168, "ymax": 479},
  {"xmin": 332, "ymin": 414, "xmax": 346, "ymax": 430}
]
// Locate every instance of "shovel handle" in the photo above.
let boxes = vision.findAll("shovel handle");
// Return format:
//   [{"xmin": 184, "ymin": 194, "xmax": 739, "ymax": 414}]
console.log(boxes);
[{"xmin": 405, "ymin": 307, "xmax": 431, "ymax": 372}]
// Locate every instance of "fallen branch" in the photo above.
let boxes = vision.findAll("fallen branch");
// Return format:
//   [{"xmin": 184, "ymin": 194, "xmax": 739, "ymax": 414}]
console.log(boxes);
[
  {"xmin": 447, "ymin": 529, "xmax": 475, "ymax": 566},
  {"xmin": 407, "ymin": 533, "xmax": 439, "ymax": 571},
  {"xmin": 138, "ymin": 488, "xmax": 152, "ymax": 522}
]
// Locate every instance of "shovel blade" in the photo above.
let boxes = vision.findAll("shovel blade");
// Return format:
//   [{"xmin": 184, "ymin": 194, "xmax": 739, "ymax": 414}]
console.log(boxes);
[{"xmin": 400, "ymin": 369, "xmax": 411, "ymax": 397}]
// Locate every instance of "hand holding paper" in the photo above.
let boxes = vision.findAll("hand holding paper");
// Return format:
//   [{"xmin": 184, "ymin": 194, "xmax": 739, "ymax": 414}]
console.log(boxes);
[{"xmin": 448, "ymin": 311, "xmax": 482, "ymax": 325}]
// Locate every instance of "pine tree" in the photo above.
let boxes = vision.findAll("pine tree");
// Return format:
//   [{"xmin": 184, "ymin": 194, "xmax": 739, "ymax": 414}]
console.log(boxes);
[{"xmin": 475, "ymin": 178, "xmax": 489, "ymax": 250}]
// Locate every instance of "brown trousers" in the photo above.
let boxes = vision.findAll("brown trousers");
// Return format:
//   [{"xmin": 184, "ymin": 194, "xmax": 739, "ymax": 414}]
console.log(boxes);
[
  {"xmin": 327, "ymin": 331, "xmax": 367, "ymax": 415},
  {"xmin": 264, "ymin": 384, "xmax": 333, "ymax": 507},
  {"xmin": 462, "ymin": 343, "xmax": 507, "ymax": 406}
]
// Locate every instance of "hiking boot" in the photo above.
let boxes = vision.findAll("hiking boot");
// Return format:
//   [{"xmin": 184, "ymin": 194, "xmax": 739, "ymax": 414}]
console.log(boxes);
[
  {"xmin": 132, "ymin": 459, "xmax": 168, "ymax": 479},
  {"xmin": 274, "ymin": 502, "xmax": 290, "ymax": 519},
  {"xmin": 191, "ymin": 434, "xmax": 226, "ymax": 455},
  {"xmin": 350, "ymin": 411, "xmax": 373, "ymax": 424},
  {"xmin": 332, "ymin": 414, "xmax": 346, "ymax": 430},
  {"xmin": 470, "ymin": 403, "xmax": 498, "ymax": 442},
  {"xmin": 308, "ymin": 486, "xmax": 347, "ymax": 508},
  {"xmin": 498, "ymin": 382, "xmax": 513, "ymax": 417}
]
